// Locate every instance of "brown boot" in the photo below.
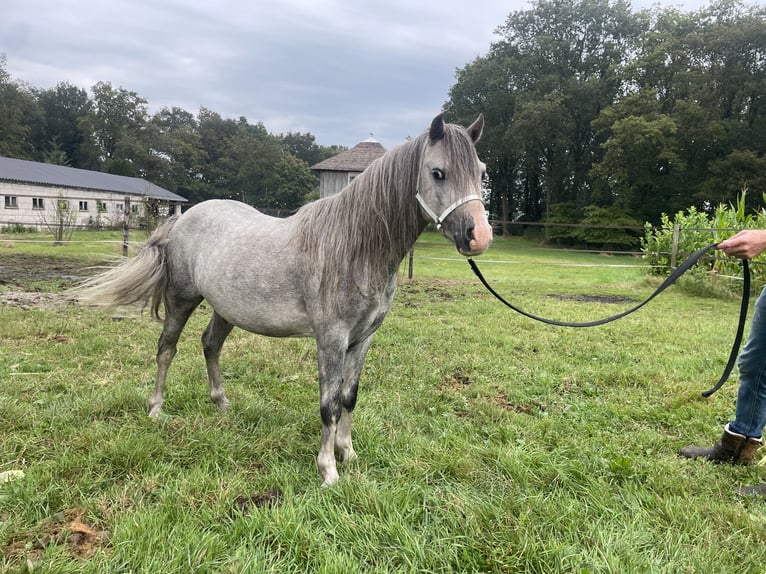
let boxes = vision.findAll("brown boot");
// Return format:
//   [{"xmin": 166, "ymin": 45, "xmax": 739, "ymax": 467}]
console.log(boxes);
[
  {"xmin": 739, "ymin": 435, "xmax": 763, "ymax": 464},
  {"xmin": 678, "ymin": 424, "xmax": 762, "ymax": 465}
]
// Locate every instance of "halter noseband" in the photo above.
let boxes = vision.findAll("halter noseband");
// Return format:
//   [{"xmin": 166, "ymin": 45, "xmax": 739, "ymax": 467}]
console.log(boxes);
[{"xmin": 416, "ymin": 192, "xmax": 483, "ymax": 233}]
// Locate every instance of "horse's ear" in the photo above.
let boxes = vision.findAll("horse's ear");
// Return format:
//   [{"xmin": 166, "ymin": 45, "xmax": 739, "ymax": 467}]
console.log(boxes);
[
  {"xmin": 467, "ymin": 114, "xmax": 484, "ymax": 143},
  {"xmin": 429, "ymin": 114, "xmax": 445, "ymax": 142}
]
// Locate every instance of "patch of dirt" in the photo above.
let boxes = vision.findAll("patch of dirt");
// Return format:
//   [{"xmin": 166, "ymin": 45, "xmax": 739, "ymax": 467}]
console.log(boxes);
[
  {"xmin": 4, "ymin": 508, "xmax": 110, "ymax": 563},
  {"xmin": 439, "ymin": 367, "xmax": 476, "ymax": 390},
  {"xmin": 232, "ymin": 489, "xmax": 282, "ymax": 515},
  {"xmin": 0, "ymin": 290, "xmax": 76, "ymax": 309},
  {"xmin": 436, "ymin": 369, "xmax": 544, "ymax": 415},
  {"xmin": 492, "ymin": 389, "xmax": 546, "ymax": 414},
  {"xmin": 0, "ymin": 253, "xmax": 91, "ymax": 284},
  {"xmin": 398, "ymin": 280, "xmax": 485, "ymax": 309},
  {"xmin": 547, "ymin": 293, "xmax": 636, "ymax": 304},
  {"xmin": 0, "ymin": 253, "xmax": 91, "ymax": 308}
]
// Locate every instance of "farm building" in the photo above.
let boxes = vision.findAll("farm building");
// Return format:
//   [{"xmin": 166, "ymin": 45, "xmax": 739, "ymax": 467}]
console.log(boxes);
[
  {"xmin": 311, "ymin": 138, "xmax": 387, "ymax": 198},
  {"xmin": 0, "ymin": 155, "xmax": 187, "ymax": 230}
]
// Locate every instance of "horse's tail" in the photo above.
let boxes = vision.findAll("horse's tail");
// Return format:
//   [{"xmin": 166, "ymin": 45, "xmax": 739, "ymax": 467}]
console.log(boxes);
[{"xmin": 75, "ymin": 216, "xmax": 179, "ymax": 319}]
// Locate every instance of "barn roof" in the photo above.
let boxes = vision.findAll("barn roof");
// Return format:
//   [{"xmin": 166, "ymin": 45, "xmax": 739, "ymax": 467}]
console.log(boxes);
[
  {"xmin": 0, "ymin": 156, "xmax": 187, "ymax": 202},
  {"xmin": 311, "ymin": 139, "xmax": 387, "ymax": 172}
]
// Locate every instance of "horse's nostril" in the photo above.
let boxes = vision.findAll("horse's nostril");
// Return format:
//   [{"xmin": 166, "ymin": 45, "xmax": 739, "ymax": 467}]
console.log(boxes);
[
  {"xmin": 454, "ymin": 221, "xmax": 478, "ymax": 254},
  {"xmin": 460, "ymin": 222, "xmax": 476, "ymax": 248}
]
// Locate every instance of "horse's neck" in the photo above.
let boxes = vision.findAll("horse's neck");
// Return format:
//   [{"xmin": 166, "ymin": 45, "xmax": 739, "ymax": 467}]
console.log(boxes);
[
  {"xmin": 344, "ymin": 146, "xmax": 422, "ymax": 265},
  {"xmin": 370, "ymin": 189, "xmax": 424, "ymax": 275},
  {"xmin": 293, "ymin": 138, "xmax": 426, "ymax": 294}
]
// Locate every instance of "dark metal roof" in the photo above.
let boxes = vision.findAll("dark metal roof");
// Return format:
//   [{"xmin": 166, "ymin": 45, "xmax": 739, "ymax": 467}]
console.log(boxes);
[
  {"xmin": 0, "ymin": 156, "xmax": 187, "ymax": 202},
  {"xmin": 311, "ymin": 139, "xmax": 387, "ymax": 172}
]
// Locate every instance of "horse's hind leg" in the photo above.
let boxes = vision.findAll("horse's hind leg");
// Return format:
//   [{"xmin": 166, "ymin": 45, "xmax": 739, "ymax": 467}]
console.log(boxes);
[
  {"xmin": 202, "ymin": 311, "xmax": 235, "ymax": 411},
  {"xmin": 149, "ymin": 296, "xmax": 202, "ymax": 417}
]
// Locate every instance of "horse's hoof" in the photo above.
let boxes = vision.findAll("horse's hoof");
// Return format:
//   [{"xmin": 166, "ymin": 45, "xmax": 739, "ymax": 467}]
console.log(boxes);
[
  {"xmin": 148, "ymin": 412, "xmax": 171, "ymax": 424},
  {"xmin": 320, "ymin": 471, "xmax": 340, "ymax": 488},
  {"xmin": 341, "ymin": 449, "xmax": 358, "ymax": 464},
  {"xmin": 211, "ymin": 394, "xmax": 230, "ymax": 411}
]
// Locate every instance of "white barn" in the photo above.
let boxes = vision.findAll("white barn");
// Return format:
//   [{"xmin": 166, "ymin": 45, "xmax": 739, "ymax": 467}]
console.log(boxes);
[{"xmin": 0, "ymin": 156, "xmax": 187, "ymax": 230}]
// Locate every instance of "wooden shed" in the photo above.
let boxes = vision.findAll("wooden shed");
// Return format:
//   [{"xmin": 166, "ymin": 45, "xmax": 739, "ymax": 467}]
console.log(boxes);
[{"xmin": 311, "ymin": 138, "xmax": 387, "ymax": 198}]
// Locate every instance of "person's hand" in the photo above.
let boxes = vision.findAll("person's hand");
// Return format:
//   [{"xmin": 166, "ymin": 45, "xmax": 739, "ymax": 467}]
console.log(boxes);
[{"xmin": 717, "ymin": 229, "xmax": 766, "ymax": 259}]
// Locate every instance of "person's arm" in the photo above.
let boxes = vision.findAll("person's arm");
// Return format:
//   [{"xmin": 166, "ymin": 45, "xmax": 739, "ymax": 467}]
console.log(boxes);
[{"xmin": 717, "ymin": 229, "xmax": 766, "ymax": 259}]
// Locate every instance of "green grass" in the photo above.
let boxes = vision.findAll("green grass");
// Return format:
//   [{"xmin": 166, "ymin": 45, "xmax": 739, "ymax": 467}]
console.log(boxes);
[
  {"xmin": 0, "ymin": 229, "xmax": 149, "ymax": 257},
  {"xmin": 2, "ymin": 230, "xmax": 766, "ymax": 573}
]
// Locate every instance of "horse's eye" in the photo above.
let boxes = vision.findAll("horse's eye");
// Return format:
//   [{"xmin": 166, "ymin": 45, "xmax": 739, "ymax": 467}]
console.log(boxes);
[{"xmin": 431, "ymin": 169, "xmax": 445, "ymax": 181}]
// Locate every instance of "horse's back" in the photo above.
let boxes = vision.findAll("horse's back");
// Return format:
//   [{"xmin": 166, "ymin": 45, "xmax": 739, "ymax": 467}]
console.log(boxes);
[
  {"xmin": 178, "ymin": 199, "xmax": 275, "ymax": 230},
  {"xmin": 170, "ymin": 200, "xmax": 287, "ymax": 270}
]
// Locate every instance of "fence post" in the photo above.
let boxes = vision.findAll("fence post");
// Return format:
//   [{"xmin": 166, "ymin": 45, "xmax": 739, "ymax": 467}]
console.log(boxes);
[
  {"xmin": 122, "ymin": 196, "xmax": 130, "ymax": 257},
  {"xmin": 670, "ymin": 223, "xmax": 680, "ymax": 269}
]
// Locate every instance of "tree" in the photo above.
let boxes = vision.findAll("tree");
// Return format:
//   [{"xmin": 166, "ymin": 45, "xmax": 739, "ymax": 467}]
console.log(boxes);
[
  {"xmin": 35, "ymin": 82, "xmax": 92, "ymax": 167},
  {"xmin": 39, "ymin": 193, "xmax": 78, "ymax": 245},
  {"xmin": 592, "ymin": 0, "xmax": 766, "ymax": 219},
  {"xmin": 269, "ymin": 152, "xmax": 319, "ymax": 209},
  {"xmin": 705, "ymin": 150, "xmax": 766, "ymax": 204},
  {"xmin": 447, "ymin": 0, "xmax": 766, "ymax": 238},
  {"xmin": 195, "ymin": 108, "xmax": 239, "ymax": 200},
  {"xmin": 230, "ymin": 119, "xmax": 316, "ymax": 209},
  {"xmin": 448, "ymin": 51, "xmax": 519, "ymax": 235},
  {"xmin": 0, "ymin": 56, "xmax": 337, "ymax": 213},
  {"xmin": 147, "ymin": 107, "xmax": 206, "ymax": 200},
  {"xmin": 446, "ymin": 0, "xmax": 641, "ymax": 234},
  {"xmin": 590, "ymin": 91, "xmax": 684, "ymax": 222},
  {"xmin": 280, "ymin": 131, "xmax": 344, "ymax": 167},
  {"xmin": 82, "ymin": 81, "xmax": 149, "ymax": 173},
  {"xmin": 0, "ymin": 53, "xmax": 42, "ymax": 160}
]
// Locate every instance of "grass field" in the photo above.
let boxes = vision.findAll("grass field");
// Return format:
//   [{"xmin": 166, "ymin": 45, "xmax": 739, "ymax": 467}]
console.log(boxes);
[{"xmin": 2, "ymin": 230, "xmax": 766, "ymax": 573}]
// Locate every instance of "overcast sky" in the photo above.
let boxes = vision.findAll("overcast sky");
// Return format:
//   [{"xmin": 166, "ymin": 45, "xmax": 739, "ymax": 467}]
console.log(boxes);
[{"xmin": 4, "ymin": 0, "xmax": 721, "ymax": 149}]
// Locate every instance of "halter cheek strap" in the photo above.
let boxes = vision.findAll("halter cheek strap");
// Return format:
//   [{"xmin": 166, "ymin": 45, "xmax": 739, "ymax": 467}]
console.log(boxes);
[{"xmin": 416, "ymin": 193, "xmax": 483, "ymax": 232}]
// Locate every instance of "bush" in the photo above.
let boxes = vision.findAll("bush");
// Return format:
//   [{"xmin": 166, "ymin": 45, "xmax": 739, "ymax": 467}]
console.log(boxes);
[
  {"xmin": 544, "ymin": 202, "xmax": 581, "ymax": 244},
  {"xmin": 641, "ymin": 192, "xmax": 766, "ymax": 293},
  {"xmin": 641, "ymin": 207, "xmax": 713, "ymax": 275},
  {"xmin": 545, "ymin": 203, "xmax": 642, "ymax": 249},
  {"xmin": 1, "ymin": 223, "xmax": 33, "ymax": 233},
  {"xmin": 572, "ymin": 205, "xmax": 642, "ymax": 250}
]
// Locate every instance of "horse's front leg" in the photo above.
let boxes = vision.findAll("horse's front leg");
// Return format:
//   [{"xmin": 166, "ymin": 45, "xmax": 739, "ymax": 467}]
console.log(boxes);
[
  {"xmin": 335, "ymin": 335, "xmax": 374, "ymax": 464},
  {"xmin": 316, "ymin": 341, "xmax": 347, "ymax": 486}
]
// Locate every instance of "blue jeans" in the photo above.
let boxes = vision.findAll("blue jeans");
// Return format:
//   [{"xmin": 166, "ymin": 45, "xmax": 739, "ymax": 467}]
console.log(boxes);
[{"xmin": 730, "ymin": 285, "xmax": 766, "ymax": 439}]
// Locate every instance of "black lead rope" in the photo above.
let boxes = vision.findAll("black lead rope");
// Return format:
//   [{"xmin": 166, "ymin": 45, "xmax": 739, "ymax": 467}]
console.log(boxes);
[{"xmin": 468, "ymin": 242, "xmax": 751, "ymax": 397}]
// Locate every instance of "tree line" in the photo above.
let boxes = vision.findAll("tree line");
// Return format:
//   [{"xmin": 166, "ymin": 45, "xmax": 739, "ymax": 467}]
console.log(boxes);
[
  {"xmin": 446, "ymin": 0, "xmax": 766, "ymax": 244},
  {"xmin": 0, "ymin": 54, "xmax": 344, "ymax": 210}
]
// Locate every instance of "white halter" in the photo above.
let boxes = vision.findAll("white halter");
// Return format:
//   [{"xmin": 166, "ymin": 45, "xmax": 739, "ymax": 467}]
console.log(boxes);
[{"xmin": 415, "ymin": 192, "xmax": 483, "ymax": 233}]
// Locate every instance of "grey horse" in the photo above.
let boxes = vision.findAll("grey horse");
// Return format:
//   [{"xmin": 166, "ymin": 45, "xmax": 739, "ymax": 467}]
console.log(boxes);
[{"xmin": 77, "ymin": 113, "xmax": 492, "ymax": 485}]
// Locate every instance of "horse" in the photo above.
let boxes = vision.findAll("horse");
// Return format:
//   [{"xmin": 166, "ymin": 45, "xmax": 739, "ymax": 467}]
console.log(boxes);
[{"xmin": 76, "ymin": 113, "xmax": 492, "ymax": 486}]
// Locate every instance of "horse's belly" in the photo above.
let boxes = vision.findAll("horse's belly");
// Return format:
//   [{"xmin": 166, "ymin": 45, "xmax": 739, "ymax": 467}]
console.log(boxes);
[{"xmin": 208, "ymin": 296, "xmax": 314, "ymax": 338}]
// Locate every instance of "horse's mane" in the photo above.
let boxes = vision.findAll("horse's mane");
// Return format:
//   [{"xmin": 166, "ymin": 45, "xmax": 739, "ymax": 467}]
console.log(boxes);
[{"xmin": 290, "ymin": 121, "xmax": 480, "ymax": 298}]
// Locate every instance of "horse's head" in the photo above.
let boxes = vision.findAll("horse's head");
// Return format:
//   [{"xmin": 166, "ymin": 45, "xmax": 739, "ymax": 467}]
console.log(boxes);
[{"xmin": 416, "ymin": 114, "xmax": 493, "ymax": 257}]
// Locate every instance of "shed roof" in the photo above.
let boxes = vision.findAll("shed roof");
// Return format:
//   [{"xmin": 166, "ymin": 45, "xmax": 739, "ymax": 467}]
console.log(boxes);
[
  {"xmin": 311, "ymin": 139, "xmax": 387, "ymax": 172},
  {"xmin": 0, "ymin": 156, "xmax": 187, "ymax": 202}
]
